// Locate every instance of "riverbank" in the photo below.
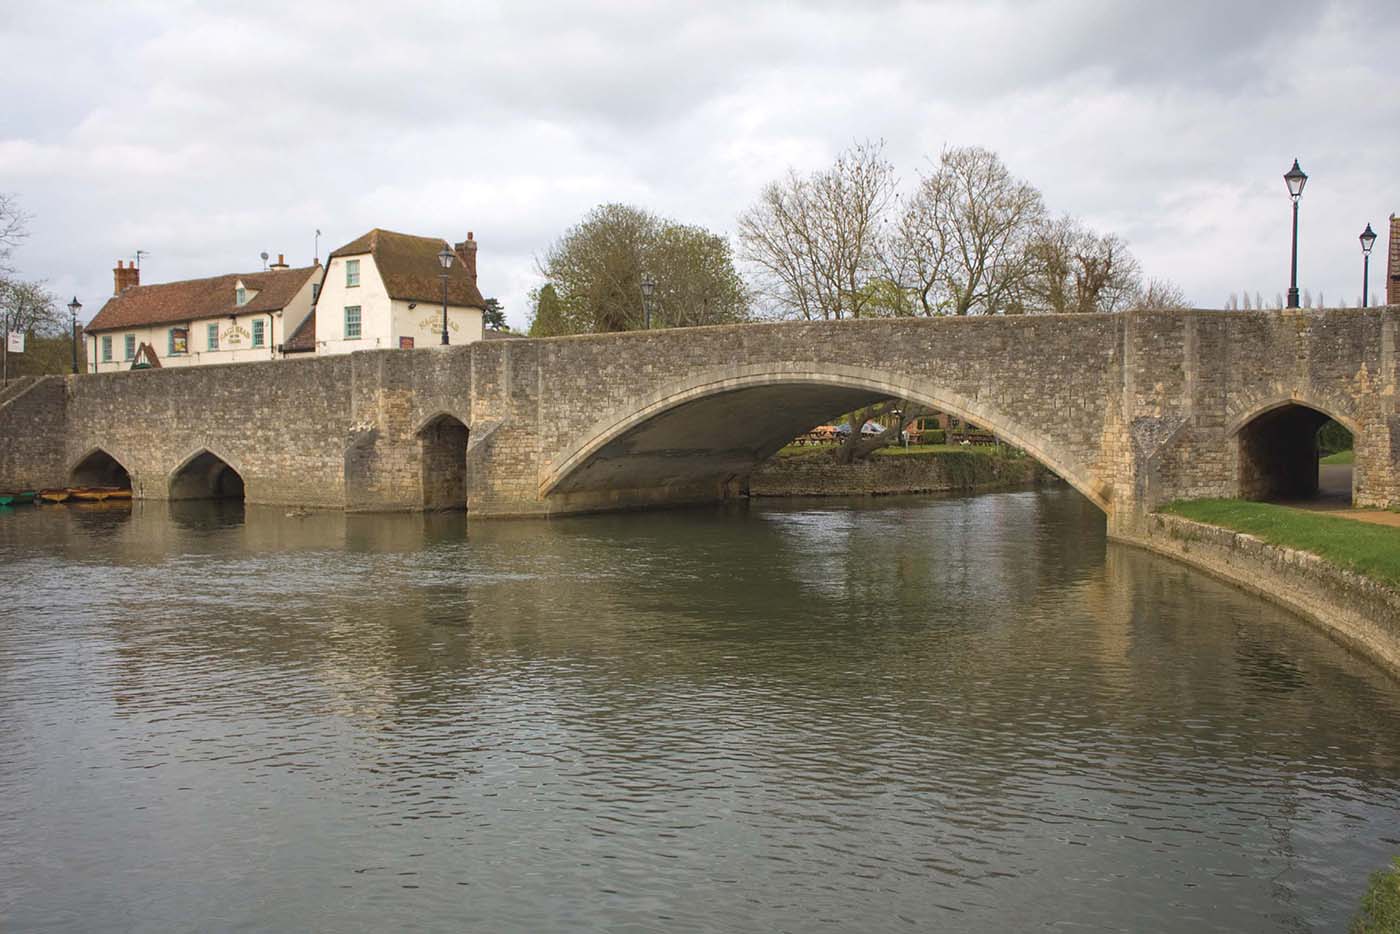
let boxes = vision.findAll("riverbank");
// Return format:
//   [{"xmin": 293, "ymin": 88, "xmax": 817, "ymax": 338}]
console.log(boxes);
[
  {"xmin": 1126, "ymin": 505, "xmax": 1400, "ymax": 678},
  {"xmin": 749, "ymin": 444, "xmax": 1050, "ymax": 498}
]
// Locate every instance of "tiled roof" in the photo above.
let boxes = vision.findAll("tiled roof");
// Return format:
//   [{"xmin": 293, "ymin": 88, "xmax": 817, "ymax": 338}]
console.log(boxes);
[
  {"xmin": 86, "ymin": 265, "xmax": 320, "ymax": 333},
  {"xmin": 329, "ymin": 228, "xmax": 485, "ymax": 308},
  {"xmin": 283, "ymin": 308, "xmax": 317, "ymax": 353}
]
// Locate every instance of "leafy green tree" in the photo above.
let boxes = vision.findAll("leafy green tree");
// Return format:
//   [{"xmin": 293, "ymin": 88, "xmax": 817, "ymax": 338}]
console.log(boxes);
[
  {"xmin": 527, "ymin": 284, "xmax": 570, "ymax": 337},
  {"xmin": 482, "ymin": 297, "xmax": 507, "ymax": 331},
  {"xmin": 539, "ymin": 203, "xmax": 749, "ymax": 333}
]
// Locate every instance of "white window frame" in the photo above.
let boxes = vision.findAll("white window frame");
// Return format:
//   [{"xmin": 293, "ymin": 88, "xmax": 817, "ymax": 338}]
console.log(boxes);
[
  {"xmin": 345, "ymin": 259, "xmax": 360, "ymax": 288},
  {"xmin": 344, "ymin": 305, "xmax": 362, "ymax": 340},
  {"xmin": 236, "ymin": 286, "xmax": 247, "ymax": 306}
]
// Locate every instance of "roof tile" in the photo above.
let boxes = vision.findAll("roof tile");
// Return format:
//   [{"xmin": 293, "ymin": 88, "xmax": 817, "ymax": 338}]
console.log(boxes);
[
  {"xmin": 86, "ymin": 265, "xmax": 320, "ymax": 333},
  {"xmin": 329, "ymin": 228, "xmax": 484, "ymax": 308}
]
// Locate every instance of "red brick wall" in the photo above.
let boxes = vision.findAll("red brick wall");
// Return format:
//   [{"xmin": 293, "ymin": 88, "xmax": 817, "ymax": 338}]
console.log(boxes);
[{"xmin": 1388, "ymin": 215, "xmax": 1400, "ymax": 306}]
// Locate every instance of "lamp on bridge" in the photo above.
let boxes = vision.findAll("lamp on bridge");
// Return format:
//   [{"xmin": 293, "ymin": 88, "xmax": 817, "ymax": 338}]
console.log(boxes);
[
  {"xmin": 68, "ymin": 296, "xmax": 82, "ymax": 375},
  {"xmin": 1283, "ymin": 159, "xmax": 1308, "ymax": 309},
  {"xmin": 437, "ymin": 244, "xmax": 454, "ymax": 345},
  {"xmin": 640, "ymin": 272, "xmax": 656, "ymax": 330},
  {"xmin": 1360, "ymin": 222, "xmax": 1378, "ymax": 308}
]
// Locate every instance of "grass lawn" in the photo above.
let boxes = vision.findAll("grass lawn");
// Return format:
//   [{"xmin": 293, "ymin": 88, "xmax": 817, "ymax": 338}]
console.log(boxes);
[
  {"xmin": 1321, "ymin": 449, "xmax": 1354, "ymax": 465},
  {"xmin": 1160, "ymin": 498, "xmax": 1400, "ymax": 589},
  {"xmin": 774, "ymin": 442, "xmax": 1009, "ymax": 459}
]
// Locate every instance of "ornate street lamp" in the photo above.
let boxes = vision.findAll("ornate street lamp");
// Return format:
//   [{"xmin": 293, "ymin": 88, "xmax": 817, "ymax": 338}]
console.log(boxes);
[
  {"xmin": 68, "ymin": 296, "xmax": 82, "ymax": 374},
  {"xmin": 437, "ymin": 245, "xmax": 454, "ymax": 345},
  {"xmin": 639, "ymin": 272, "xmax": 656, "ymax": 330},
  {"xmin": 1360, "ymin": 222, "xmax": 1378, "ymax": 308},
  {"xmin": 1284, "ymin": 159, "xmax": 1308, "ymax": 308}
]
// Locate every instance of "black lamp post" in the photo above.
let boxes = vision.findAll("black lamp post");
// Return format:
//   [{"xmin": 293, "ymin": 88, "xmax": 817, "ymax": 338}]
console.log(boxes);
[
  {"xmin": 639, "ymin": 272, "xmax": 656, "ymax": 329},
  {"xmin": 437, "ymin": 245, "xmax": 454, "ymax": 345},
  {"xmin": 1360, "ymin": 222, "xmax": 1378, "ymax": 308},
  {"xmin": 1284, "ymin": 159, "xmax": 1308, "ymax": 308},
  {"xmin": 67, "ymin": 297, "xmax": 82, "ymax": 374}
]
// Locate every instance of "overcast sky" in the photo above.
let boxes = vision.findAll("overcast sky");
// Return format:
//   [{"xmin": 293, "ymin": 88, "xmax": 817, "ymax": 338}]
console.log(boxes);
[{"xmin": 4, "ymin": 0, "xmax": 1398, "ymax": 329}]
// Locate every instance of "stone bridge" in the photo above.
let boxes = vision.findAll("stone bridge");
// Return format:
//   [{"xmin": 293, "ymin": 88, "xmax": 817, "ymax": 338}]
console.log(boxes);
[{"xmin": 2, "ymin": 308, "xmax": 1397, "ymax": 536}]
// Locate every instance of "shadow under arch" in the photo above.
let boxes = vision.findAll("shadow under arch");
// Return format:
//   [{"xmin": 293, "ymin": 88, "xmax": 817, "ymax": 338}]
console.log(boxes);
[
  {"xmin": 540, "ymin": 365, "xmax": 1111, "ymax": 513},
  {"xmin": 417, "ymin": 412, "xmax": 470, "ymax": 511},
  {"xmin": 69, "ymin": 447, "xmax": 132, "ymax": 488},
  {"xmin": 1228, "ymin": 396, "xmax": 1357, "ymax": 503},
  {"xmin": 169, "ymin": 448, "xmax": 246, "ymax": 501}
]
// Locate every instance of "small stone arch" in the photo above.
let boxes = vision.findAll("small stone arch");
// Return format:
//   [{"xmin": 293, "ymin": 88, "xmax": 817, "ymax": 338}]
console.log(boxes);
[
  {"xmin": 418, "ymin": 412, "xmax": 470, "ymax": 511},
  {"xmin": 69, "ymin": 447, "xmax": 132, "ymax": 489},
  {"xmin": 169, "ymin": 448, "xmax": 246, "ymax": 501},
  {"xmin": 540, "ymin": 364, "xmax": 1111, "ymax": 514},
  {"xmin": 1229, "ymin": 397, "xmax": 1356, "ymax": 503}
]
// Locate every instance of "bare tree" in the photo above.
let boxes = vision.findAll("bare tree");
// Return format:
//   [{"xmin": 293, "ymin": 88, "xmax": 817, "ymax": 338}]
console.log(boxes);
[
  {"xmin": 918, "ymin": 146, "xmax": 1045, "ymax": 315},
  {"xmin": 737, "ymin": 140, "xmax": 897, "ymax": 320},
  {"xmin": 1134, "ymin": 279, "xmax": 1190, "ymax": 311},
  {"xmin": 1024, "ymin": 215, "xmax": 1141, "ymax": 313},
  {"xmin": 0, "ymin": 194, "xmax": 29, "ymax": 275}
]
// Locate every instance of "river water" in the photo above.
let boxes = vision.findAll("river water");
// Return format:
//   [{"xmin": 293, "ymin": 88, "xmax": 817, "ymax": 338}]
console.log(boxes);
[{"xmin": 2, "ymin": 487, "xmax": 1398, "ymax": 932}]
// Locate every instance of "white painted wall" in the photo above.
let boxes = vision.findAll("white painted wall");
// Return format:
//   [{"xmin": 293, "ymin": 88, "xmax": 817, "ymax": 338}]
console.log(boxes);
[
  {"xmin": 390, "ymin": 299, "xmax": 484, "ymax": 348},
  {"xmin": 315, "ymin": 253, "xmax": 392, "ymax": 355},
  {"xmin": 87, "ymin": 268, "xmax": 323, "ymax": 373},
  {"xmin": 314, "ymin": 254, "xmax": 484, "ymax": 353}
]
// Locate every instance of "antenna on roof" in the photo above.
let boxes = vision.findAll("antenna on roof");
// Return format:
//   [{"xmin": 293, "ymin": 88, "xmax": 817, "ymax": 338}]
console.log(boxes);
[
  {"xmin": 314, "ymin": 229, "xmax": 322, "ymax": 265},
  {"xmin": 260, "ymin": 251, "xmax": 269, "ymax": 271},
  {"xmin": 134, "ymin": 250, "xmax": 149, "ymax": 269}
]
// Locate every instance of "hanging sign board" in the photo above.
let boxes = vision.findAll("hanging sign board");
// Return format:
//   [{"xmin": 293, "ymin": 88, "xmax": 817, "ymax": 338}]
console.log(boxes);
[{"xmin": 7, "ymin": 331, "xmax": 24, "ymax": 353}]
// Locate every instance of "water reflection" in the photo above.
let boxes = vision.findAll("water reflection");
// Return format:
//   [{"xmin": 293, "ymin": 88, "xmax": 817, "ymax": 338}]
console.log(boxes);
[{"xmin": 1, "ymin": 488, "xmax": 1397, "ymax": 932}]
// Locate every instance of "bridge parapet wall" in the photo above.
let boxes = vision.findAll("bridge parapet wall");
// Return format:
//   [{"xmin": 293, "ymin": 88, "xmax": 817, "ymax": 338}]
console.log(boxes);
[
  {"xmin": 62, "ymin": 354, "xmax": 357, "ymax": 506},
  {"xmin": 0, "ymin": 376, "xmax": 67, "ymax": 491},
  {"xmin": 0, "ymin": 309, "xmax": 1394, "ymax": 519}
]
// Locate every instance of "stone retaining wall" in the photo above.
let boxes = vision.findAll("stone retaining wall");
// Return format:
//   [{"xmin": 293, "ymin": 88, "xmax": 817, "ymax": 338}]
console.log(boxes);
[
  {"xmin": 1121, "ymin": 513, "xmax": 1400, "ymax": 678},
  {"xmin": 749, "ymin": 449, "xmax": 1046, "ymax": 497}
]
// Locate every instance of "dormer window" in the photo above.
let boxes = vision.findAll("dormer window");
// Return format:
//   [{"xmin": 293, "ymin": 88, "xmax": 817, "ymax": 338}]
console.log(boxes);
[{"xmin": 236, "ymin": 285, "xmax": 247, "ymax": 306}]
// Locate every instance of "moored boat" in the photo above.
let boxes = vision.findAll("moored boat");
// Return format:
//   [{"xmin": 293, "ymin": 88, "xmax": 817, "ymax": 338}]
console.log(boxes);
[
  {"xmin": 37, "ymin": 489, "xmax": 71, "ymax": 503},
  {"xmin": 70, "ymin": 487, "xmax": 132, "ymax": 502}
]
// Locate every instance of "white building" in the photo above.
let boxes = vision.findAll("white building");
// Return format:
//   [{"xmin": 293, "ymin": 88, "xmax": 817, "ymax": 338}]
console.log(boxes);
[
  {"xmin": 288, "ymin": 228, "xmax": 485, "ymax": 355},
  {"xmin": 84, "ymin": 256, "xmax": 322, "ymax": 373}
]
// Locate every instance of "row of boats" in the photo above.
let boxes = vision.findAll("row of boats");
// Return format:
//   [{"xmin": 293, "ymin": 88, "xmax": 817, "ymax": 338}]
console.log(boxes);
[{"xmin": 0, "ymin": 486, "xmax": 134, "ymax": 506}]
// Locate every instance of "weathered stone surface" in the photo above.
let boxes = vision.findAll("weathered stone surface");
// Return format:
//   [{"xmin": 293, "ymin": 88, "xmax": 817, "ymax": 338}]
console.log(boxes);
[
  {"xmin": 749, "ymin": 450, "xmax": 1045, "ymax": 497},
  {"xmin": 1, "ymin": 308, "xmax": 1397, "ymax": 526}
]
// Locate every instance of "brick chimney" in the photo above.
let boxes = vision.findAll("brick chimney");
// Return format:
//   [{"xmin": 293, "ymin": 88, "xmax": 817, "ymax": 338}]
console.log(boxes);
[
  {"xmin": 113, "ymin": 259, "xmax": 140, "ymax": 295},
  {"xmin": 1388, "ymin": 214, "xmax": 1400, "ymax": 307},
  {"xmin": 453, "ymin": 231, "xmax": 478, "ymax": 284},
  {"xmin": 269, "ymin": 253, "xmax": 289, "ymax": 270}
]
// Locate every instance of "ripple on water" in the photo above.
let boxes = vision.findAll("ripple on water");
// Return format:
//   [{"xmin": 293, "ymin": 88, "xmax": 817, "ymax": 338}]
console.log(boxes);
[{"xmin": 1, "ymin": 491, "xmax": 1398, "ymax": 932}]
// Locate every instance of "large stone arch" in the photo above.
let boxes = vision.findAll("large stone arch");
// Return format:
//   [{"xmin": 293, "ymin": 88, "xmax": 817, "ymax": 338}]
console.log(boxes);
[{"xmin": 540, "ymin": 364, "xmax": 1111, "ymax": 514}]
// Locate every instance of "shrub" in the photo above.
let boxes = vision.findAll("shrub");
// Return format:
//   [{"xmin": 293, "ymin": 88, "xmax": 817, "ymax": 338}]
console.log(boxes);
[
  {"xmin": 921, "ymin": 429, "xmax": 946, "ymax": 445},
  {"xmin": 1354, "ymin": 857, "xmax": 1400, "ymax": 933},
  {"xmin": 1318, "ymin": 419, "xmax": 1354, "ymax": 456}
]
